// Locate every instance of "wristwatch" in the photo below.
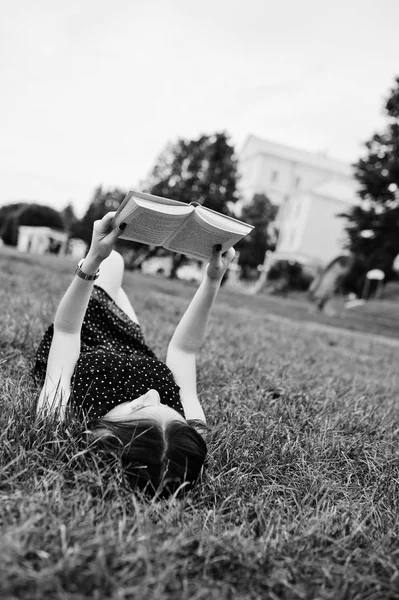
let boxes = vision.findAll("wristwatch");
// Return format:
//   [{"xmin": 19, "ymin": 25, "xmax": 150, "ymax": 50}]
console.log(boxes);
[{"xmin": 75, "ymin": 258, "xmax": 100, "ymax": 281}]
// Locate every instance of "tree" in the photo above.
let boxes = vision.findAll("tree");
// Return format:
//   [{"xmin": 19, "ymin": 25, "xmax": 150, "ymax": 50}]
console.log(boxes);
[
  {"xmin": 0, "ymin": 203, "xmax": 25, "ymax": 245},
  {"xmin": 143, "ymin": 132, "xmax": 241, "ymax": 277},
  {"xmin": 62, "ymin": 203, "xmax": 78, "ymax": 234},
  {"xmin": 237, "ymin": 193, "xmax": 278, "ymax": 278},
  {"xmin": 0, "ymin": 203, "xmax": 64, "ymax": 246},
  {"xmin": 342, "ymin": 76, "xmax": 399, "ymax": 284}
]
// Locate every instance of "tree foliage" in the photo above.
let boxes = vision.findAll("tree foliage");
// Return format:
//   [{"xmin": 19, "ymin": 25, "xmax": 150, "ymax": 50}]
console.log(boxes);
[
  {"xmin": 342, "ymin": 76, "xmax": 399, "ymax": 283},
  {"xmin": 19, "ymin": 204, "xmax": 64, "ymax": 229},
  {"xmin": 146, "ymin": 132, "xmax": 240, "ymax": 213},
  {"xmin": 237, "ymin": 193, "xmax": 278, "ymax": 277},
  {"xmin": 143, "ymin": 132, "xmax": 241, "ymax": 276}
]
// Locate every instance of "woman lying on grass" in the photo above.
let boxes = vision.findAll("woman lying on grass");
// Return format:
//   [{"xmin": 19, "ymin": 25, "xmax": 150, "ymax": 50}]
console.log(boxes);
[{"xmin": 34, "ymin": 212, "xmax": 234, "ymax": 498}]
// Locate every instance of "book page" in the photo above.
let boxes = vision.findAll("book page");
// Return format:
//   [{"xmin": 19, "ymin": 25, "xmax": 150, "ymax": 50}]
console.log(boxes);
[
  {"xmin": 165, "ymin": 211, "xmax": 246, "ymax": 260},
  {"xmin": 112, "ymin": 190, "xmax": 190, "ymax": 228},
  {"xmin": 196, "ymin": 205, "xmax": 252, "ymax": 235},
  {"xmin": 118, "ymin": 204, "xmax": 192, "ymax": 246}
]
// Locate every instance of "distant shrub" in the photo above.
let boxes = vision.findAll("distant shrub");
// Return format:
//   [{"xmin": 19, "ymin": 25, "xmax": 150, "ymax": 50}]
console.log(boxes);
[
  {"xmin": 268, "ymin": 260, "xmax": 314, "ymax": 292},
  {"xmin": 19, "ymin": 204, "xmax": 64, "ymax": 229}
]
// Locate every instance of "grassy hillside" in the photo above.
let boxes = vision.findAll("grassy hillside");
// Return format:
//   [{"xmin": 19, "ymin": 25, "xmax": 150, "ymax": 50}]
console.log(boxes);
[{"xmin": 1, "ymin": 247, "xmax": 399, "ymax": 599}]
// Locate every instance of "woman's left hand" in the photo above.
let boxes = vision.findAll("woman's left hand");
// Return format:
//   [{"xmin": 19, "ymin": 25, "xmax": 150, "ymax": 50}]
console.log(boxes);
[{"xmin": 88, "ymin": 212, "xmax": 126, "ymax": 261}]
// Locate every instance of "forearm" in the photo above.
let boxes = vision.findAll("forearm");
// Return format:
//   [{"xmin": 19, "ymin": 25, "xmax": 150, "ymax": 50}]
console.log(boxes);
[
  {"xmin": 168, "ymin": 275, "xmax": 222, "ymax": 353},
  {"xmin": 54, "ymin": 252, "xmax": 103, "ymax": 334}
]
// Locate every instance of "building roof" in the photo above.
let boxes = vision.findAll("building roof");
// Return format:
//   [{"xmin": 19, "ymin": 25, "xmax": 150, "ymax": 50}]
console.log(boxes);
[
  {"xmin": 19, "ymin": 225, "xmax": 65, "ymax": 232},
  {"xmin": 240, "ymin": 134, "xmax": 353, "ymax": 177}
]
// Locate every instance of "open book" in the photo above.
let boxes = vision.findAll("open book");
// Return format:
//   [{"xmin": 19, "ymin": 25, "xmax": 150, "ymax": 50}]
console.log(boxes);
[{"xmin": 112, "ymin": 190, "xmax": 253, "ymax": 261}]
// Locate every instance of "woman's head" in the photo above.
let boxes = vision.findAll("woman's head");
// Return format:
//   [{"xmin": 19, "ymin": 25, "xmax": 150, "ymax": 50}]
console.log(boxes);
[{"xmin": 87, "ymin": 390, "xmax": 207, "ymax": 497}]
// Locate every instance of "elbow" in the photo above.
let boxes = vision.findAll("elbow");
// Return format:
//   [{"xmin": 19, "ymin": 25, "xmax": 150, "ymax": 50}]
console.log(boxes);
[
  {"xmin": 167, "ymin": 341, "xmax": 198, "ymax": 360},
  {"xmin": 168, "ymin": 340, "xmax": 198, "ymax": 356},
  {"xmin": 53, "ymin": 318, "xmax": 80, "ymax": 335}
]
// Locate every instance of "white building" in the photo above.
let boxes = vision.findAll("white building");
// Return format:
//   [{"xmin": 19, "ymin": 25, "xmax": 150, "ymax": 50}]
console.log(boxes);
[
  {"xmin": 238, "ymin": 135, "xmax": 358, "ymax": 266},
  {"xmin": 276, "ymin": 179, "xmax": 358, "ymax": 265},
  {"xmin": 18, "ymin": 226, "xmax": 68, "ymax": 254},
  {"xmin": 17, "ymin": 226, "xmax": 86, "ymax": 259}
]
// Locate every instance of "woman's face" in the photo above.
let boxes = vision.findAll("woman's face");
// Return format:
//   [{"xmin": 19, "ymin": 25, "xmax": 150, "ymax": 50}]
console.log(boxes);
[{"xmin": 104, "ymin": 389, "xmax": 186, "ymax": 427}]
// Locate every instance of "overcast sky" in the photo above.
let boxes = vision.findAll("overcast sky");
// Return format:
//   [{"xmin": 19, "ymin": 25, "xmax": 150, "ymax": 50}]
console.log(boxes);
[{"xmin": 1, "ymin": 0, "xmax": 398, "ymax": 216}]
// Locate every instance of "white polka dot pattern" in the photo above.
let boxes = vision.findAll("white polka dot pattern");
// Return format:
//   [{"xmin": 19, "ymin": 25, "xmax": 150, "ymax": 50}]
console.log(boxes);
[{"xmin": 33, "ymin": 286, "xmax": 185, "ymax": 420}]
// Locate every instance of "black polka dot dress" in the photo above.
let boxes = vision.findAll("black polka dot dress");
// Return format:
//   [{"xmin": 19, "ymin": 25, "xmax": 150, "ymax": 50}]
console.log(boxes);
[{"xmin": 33, "ymin": 286, "xmax": 185, "ymax": 421}]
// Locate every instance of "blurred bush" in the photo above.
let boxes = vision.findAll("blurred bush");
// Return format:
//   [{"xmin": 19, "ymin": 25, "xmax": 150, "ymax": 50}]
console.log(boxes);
[{"xmin": 267, "ymin": 260, "xmax": 314, "ymax": 294}]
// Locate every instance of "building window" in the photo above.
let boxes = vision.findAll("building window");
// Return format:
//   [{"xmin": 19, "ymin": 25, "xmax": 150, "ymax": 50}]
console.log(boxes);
[{"xmin": 271, "ymin": 170, "xmax": 278, "ymax": 183}]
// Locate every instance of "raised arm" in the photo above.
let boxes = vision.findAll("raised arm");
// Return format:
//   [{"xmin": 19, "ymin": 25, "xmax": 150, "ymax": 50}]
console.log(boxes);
[
  {"xmin": 36, "ymin": 213, "xmax": 124, "ymax": 419},
  {"xmin": 166, "ymin": 246, "xmax": 235, "ymax": 422}
]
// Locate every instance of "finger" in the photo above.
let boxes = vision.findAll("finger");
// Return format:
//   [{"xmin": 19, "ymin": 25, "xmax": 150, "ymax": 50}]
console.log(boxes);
[
  {"xmin": 209, "ymin": 252, "xmax": 223, "ymax": 270},
  {"xmin": 105, "ymin": 221, "xmax": 126, "ymax": 244},
  {"xmin": 210, "ymin": 245, "xmax": 222, "ymax": 262}
]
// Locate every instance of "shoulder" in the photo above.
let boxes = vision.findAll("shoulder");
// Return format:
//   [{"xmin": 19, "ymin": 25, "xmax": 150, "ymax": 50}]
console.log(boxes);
[{"xmin": 186, "ymin": 419, "xmax": 210, "ymax": 440}]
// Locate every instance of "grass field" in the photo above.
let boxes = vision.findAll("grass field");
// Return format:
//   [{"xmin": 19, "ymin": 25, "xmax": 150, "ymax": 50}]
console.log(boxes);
[{"xmin": 1, "ymin": 247, "xmax": 399, "ymax": 600}]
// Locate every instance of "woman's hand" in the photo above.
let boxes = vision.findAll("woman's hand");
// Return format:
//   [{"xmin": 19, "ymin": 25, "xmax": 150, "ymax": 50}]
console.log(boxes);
[
  {"xmin": 206, "ymin": 245, "xmax": 235, "ymax": 281},
  {"xmin": 87, "ymin": 212, "xmax": 126, "ymax": 261}
]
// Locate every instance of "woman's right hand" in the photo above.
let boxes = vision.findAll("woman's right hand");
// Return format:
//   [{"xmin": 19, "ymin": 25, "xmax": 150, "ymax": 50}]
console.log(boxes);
[
  {"xmin": 88, "ymin": 212, "xmax": 126, "ymax": 261},
  {"xmin": 206, "ymin": 245, "xmax": 235, "ymax": 281}
]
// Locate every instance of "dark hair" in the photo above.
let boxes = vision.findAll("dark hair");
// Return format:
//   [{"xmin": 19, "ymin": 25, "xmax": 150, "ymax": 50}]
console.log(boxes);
[{"xmin": 87, "ymin": 417, "xmax": 207, "ymax": 498}]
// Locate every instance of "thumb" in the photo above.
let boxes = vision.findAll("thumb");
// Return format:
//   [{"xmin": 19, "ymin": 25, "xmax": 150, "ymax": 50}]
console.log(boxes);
[{"xmin": 99, "ymin": 211, "xmax": 116, "ymax": 229}]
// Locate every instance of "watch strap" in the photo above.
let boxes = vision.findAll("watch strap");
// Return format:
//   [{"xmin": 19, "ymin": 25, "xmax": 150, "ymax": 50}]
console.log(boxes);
[{"xmin": 75, "ymin": 258, "xmax": 100, "ymax": 281}]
